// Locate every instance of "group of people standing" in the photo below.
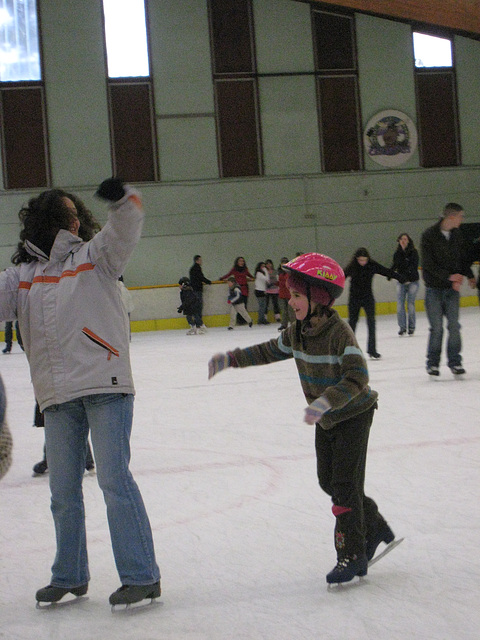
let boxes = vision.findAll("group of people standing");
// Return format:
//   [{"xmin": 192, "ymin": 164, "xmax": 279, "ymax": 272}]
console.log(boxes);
[{"xmin": 343, "ymin": 202, "xmax": 476, "ymax": 374}]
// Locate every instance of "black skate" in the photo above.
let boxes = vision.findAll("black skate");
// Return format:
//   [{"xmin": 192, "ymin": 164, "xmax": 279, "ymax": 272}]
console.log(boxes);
[
  {"xmin": 366, "ymin": 523, "xmax": 395, "ymax": 562},
  {"xmin": 109, "ymin": 581, "xmax": 161, "ymax": 610},
  {"xmin": 36, "ymin": 584, "xmax": 88, "ymax": 607},
  {"xmin": 326, "ymin": 554, "xmax": 368, "ymax": 584},
  {"xmin": 32, "ymin": 459, "xmax": 48, "ymax": 476}
]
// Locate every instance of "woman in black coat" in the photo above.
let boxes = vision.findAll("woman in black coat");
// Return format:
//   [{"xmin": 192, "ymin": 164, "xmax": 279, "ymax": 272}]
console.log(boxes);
[
  {"xmin": 391, "ymin": 233, "xmax": 420, "ymax": 336},
  {"xmin": 344, "ymin": 247, "xmax": 402, "ymax": 359}
]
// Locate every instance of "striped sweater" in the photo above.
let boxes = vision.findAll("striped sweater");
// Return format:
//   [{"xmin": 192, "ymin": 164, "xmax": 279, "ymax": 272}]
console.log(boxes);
[{"xmin": 230, "ymin": 308, "xmax": 378, "ymax": 429}]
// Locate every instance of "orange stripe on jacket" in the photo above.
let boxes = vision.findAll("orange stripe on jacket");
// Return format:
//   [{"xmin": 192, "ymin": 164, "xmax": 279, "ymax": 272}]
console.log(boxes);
[
  {"xmin": 82, "ymin": 327, "xmax": 120, "ymax": 360},
  {"xmin": 19, "ymin": 263, "xmax": 95, "ymax": 290}
]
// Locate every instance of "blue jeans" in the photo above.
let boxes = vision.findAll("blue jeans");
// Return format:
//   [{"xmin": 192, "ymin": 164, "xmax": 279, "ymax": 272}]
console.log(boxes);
[
  {"xmin": 255, "ymin": 292, "xmax": 268, "ymax": 323},
  {"xmin": 424, "ymin": 287, "xmax": 462, "ymax": 368},
  {"xmin": 396, "ymin": 281, "xmax": 419, "ymax": 331},
  {"xmin": 43, "ymin": 393, "xmax": 160, "ymax": 588}
]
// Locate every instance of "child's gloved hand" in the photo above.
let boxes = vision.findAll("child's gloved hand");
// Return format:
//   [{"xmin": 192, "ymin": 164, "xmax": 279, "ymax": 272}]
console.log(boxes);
[
  {"xmin": 208, "ymin": 352, "xmax": 236, "ymax": 379},
  {"xmin": 304, "ymin": 396, "xmax": 331, "ymax": 425}
]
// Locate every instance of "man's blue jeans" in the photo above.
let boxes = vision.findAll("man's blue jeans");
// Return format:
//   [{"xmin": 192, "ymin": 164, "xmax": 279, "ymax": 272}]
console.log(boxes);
[
  {"xmin": 424, "ymin": 287, "xmax": 462, "ymax": 368},
  {"xmin": 44, "ymin": 393, "xmax": 160, "ymax": 588},
  {"xmin": 396, "ymin": 281, "xmax": 419, "ymax": 332}
]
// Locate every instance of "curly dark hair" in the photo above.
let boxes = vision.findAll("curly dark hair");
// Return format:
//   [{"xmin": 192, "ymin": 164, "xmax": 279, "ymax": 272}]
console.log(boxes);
[{"xmin": 11, "ymin": 189, "xmax": 101, "ymax": 264}]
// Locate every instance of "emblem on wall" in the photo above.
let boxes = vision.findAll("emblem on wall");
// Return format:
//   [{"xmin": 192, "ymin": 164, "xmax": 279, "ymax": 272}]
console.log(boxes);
[{"xmin": 364, "ymin": 110, "xmax": 417, "ymax": 167}]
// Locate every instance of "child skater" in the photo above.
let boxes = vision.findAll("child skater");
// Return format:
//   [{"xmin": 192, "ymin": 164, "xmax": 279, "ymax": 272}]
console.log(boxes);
[
  {"xmin": 226, "ymin": 276, "xmax": 253, "ymax": 330},
  {"xmin": 344, "ymin": 247, "xmax": 403, "ymax": 359},
  {"xmin": 177, "ymin": 277, "xmax": 203, "ymax": 334},
  {"xmin": 208, "ymin": 253, "xmax": 395, "ymax": 584}
]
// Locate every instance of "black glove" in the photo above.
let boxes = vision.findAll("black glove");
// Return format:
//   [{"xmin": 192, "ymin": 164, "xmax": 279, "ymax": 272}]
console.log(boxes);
[
  {"xmin": 96, "ymin": 178, "xmax": 126, "ymax": 202},
  {"xmin": 177, "ymin": 306, "xmax": 183, "ymax": 313}
]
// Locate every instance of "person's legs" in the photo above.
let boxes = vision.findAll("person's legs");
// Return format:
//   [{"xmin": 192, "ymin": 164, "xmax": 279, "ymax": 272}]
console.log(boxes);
[
  {"xmin": 235, "ymin": 303, "xmax": 252, "ymax": 325},
  {"xmin": 425, "ymin": 288, "xmax": 444, "ymax": 368},
  {"xmin": 43, "ymin": 400, "xmax": 90, "ymax": 587},
  {"xmin": 396, "ymin": 283, "xmax": 407, "ymax": 332},
  {"xmin": 3, "ymin": 321, "xmax": 13, "ymax": 352},
  {"xmin": 316, "ymin": 409, "xmax": 377, "ymax": 559},
  {"xmin": 444, "ymin": 289, "xmax": 462, "ymax": 368},
  {"xmin": 364, "ymin": 296, "xmax": 377, "ymax": 356},
  {"xmin": 406, "ymin": 281, "xmax": 419, "ymax": 332},
  {"xmin": 256, "ymin": 294, "xmax": 268, "ymax": 323},
  {"xmin": 193, "ymin": 292, "xmax": 203, "ymax": 327},
  {"xmin": 86, "ymin": 393, "xmax": 159, "ymax": 586},
  {"xmin": 15, "ymin": 320, "xmax": 23, "ymax": 349},
  {"xmin": 347, "ymin": 298, "xmax": 361, "ymax": 333}
]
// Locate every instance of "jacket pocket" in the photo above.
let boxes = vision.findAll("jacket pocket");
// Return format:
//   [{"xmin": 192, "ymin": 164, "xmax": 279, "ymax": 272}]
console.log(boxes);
[{"xmin": 82, "ymin": 327, "xmax": 119, "ymax": 360}]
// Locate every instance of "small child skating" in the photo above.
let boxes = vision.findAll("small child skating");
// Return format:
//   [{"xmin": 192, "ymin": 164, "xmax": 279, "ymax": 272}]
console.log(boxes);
[
  {"xmin": 208, "ymin": 253, "xmax": 395, "ymax": 584},
  {"xmin": 177, "ymin": 277, "xmax": 203, "ymax": 334},
  {"xmin": 226, "ymin": 276, "xmax": 253, "ymax": 330}
]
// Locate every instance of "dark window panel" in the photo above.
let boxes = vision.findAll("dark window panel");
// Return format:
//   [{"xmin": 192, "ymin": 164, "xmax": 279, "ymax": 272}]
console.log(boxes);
[
  {"xmin": 318, "ymin": 75, "xmax": 362, "ymax": 172},
  {"xmin": 313, "ymin": 11, "xmax": 355, "ymax": 71},
  {"xmin": 416, "ymin": 71, "xmax": 459, "ymax": 167},
  {"xmin": 108, "ymin": 81, "xmax": 157, "ymax": 182},
  {"xmin": 209, "ymin": 0, "xmax": 254, "ymax": 74},
  {"xmin": 1, "ymin": 86, "xmax": 49, "ymax": 189},
  {"xmin": 215, "ymin": 79, "xmax": 261, "ymax": 177}
]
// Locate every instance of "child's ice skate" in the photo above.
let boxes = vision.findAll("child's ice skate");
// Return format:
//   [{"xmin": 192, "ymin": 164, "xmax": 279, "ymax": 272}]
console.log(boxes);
[
  {"xmin": 326, "ymin": 554, "xmax": 368, "ymax": 585},
  {"xmin": 366, "ymin": 523, "xmax": 395, "ymax": 561}
]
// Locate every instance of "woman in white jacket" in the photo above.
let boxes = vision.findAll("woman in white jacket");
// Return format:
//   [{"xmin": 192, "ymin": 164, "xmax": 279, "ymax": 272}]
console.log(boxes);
[
  {"xmin": 254, "ymin": 261, "xmax": 270, "ymax": 325},
  {"xmin": 0, "ymin": 179, "xmax": 160, "ymax": 608}
]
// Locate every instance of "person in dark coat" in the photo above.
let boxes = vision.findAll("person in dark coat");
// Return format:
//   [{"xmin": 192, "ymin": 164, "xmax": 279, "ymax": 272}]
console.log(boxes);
[
  {"xmin": 391, "ymin": 233, "xmax": 420, "ymax": 336},
  {"xmin": 344, "ymin": 248, "xmax": 403, "ymax": 359},
  {"xmin": 421, "ymin": 203, "xmax": 475, "ymax": 376},
  {"xmin": 189, "ymin": 255, "xmax": 211, "ymax": 330}
]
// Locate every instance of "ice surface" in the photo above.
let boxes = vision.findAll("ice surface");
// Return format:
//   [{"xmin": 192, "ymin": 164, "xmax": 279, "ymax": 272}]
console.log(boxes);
[{"xmin": 1, "ymin": 309, "xmax": 479, "ymax": 639}]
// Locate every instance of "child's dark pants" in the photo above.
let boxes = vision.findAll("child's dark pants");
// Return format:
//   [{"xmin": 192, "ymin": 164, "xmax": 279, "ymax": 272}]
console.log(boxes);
[{"xmin": 315, "ymin": 404, "xmax": 387, "ymax": 558}]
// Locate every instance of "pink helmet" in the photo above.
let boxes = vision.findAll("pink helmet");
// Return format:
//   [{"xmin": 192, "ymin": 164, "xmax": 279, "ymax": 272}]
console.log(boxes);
[{"xmin": 283, "ymin": 253, "xmax": 345, "ymax": 300}]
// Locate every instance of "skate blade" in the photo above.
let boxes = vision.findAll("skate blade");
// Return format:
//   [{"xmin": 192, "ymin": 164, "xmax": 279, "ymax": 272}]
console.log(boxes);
[
  {"xmin": 36, "ymin": 595, "xmax": 89, "ymax": 609},
  {"xmin": 369, "ymin": 537, "xmax": 405, "ymax": 566},
  {"xmin": 111, "ymin": 597, "xmax": 161, "ymax": 614},
  {"xmin": 327, "ymin": 576, "xmax": 367, "ymax": 591}
]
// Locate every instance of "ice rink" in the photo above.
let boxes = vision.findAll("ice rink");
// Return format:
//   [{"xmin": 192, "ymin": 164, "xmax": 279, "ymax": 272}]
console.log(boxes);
[{"xmin": 1, "ymin": 308, "xmax": 479, "ymax": 640}]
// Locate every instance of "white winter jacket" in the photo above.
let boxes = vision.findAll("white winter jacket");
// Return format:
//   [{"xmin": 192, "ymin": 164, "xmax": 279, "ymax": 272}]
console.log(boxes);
[{"xmin": 0, "ymin": 192, "xmax": 143, "ymax": 411}]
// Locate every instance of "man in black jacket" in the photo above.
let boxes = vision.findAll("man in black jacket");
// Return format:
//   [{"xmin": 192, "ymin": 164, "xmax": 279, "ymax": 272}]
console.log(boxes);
[
  {"xmin": 189, "ymin": 255, "xmax": 211, "ymax": 332},
  {"xmin": 421, "ymin": 203, "xmax": 475, "ymax": 376}
]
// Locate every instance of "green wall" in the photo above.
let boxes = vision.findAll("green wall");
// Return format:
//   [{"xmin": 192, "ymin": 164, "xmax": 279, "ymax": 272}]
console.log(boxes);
[{"xmin": 1, "ymin": 1, "xmax": 479, "ymax": 287}]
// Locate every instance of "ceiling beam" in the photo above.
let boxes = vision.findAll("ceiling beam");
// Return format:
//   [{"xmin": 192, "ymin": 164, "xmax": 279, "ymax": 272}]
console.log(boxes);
[{"xmin": 307, "ymin": 0, "xmax": 480, "ymax": 36}]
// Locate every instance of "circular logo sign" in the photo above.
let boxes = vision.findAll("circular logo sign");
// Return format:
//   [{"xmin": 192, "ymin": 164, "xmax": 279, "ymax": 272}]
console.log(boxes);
[{"xmin": 364, "ymin": 110, "xmax": 417, "ymax": 167}]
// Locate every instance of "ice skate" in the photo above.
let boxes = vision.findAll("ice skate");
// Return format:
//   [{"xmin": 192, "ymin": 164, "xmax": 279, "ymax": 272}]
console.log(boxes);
[
  {"xmin": 32, "ymin": 459, "xmax": 48, "ymax": 476},
  {"xmin": 450, "ymin": 365, "xmax": 465, "ymax": 376},
  {"xmin": 426, "ymin": 365, "xmax": 440, "ymax": 376},
  {"xmin": 326, "ymin": 554, "xmax": 368, "ymax": 585},
  {"xmin": 366, "ymin": 523, "xmax": 395, "ymax": 561},
  {"xmin": 368, "ymin": 352, "xmax": 381, "ymax": 360},
  {"xmin": 36, "ymin": 584, "xmax": 88, "ymax": 607},
  {"xmin": 109, "ymin": 581, "xmax": 161, "ymax": 611},
  {"xmin": 186, "ymin": 326, "xmax": 197, "ymax": 335}
]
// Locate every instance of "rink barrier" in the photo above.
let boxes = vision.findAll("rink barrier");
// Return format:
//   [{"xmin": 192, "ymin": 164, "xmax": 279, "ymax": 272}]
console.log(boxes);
[{"xmin": 1, "ymin": 276, "xmax": 478, "ymax": 338}]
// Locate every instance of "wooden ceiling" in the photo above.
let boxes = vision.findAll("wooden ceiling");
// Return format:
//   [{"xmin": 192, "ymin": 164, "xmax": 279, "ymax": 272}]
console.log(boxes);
[{"xmin": 308, "ymin": 1, "xmax": 480, "ymax": 37}]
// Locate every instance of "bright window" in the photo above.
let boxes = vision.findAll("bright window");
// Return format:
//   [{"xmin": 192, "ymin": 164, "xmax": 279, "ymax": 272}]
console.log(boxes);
[
  {"xmin": 413, "ymin": 32, "xmax": 453, "ymax": 68},
  {"xmin": 102, "ymin": 0, "xmax": 149, "ymax": 78},
  {"xmin": 0, "ymin": 0, "xmax": 41, "ymax": 81}
]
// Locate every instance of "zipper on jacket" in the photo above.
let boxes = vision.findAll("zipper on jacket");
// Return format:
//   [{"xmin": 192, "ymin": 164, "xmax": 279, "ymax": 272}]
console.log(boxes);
[{"xmin": 82, "ymin": 327, "xmax": 119, "ymax": 360}]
